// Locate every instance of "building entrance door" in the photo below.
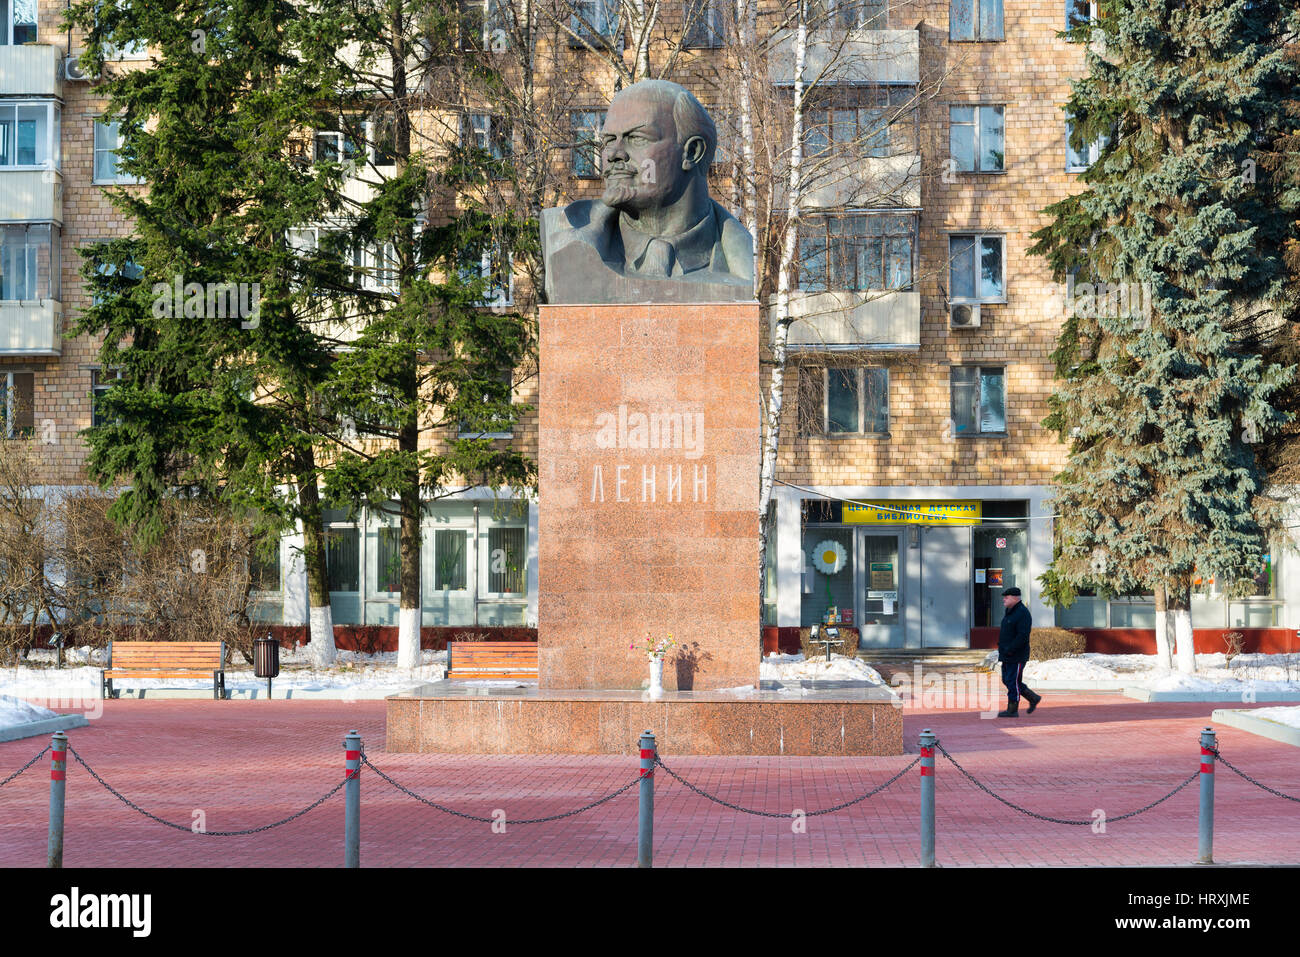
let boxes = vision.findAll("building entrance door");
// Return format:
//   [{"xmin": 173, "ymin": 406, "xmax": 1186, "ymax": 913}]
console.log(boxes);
[
  {"xmin": 857, "ymin": 530, "xmax": 904, "ymax": 648},
  {"xmin": 920, "ymin": 525, "xmax": 971, "ymax": 647}
]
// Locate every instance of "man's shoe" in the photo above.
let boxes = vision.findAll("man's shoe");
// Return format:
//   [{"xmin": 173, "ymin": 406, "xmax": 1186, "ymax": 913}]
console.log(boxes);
[
  {"xmin": 997, "ymin": 708, "xmax": 1018, "ymax": 718},
  {"xmin": 1026, "ymin": 693, "xmax": 1041, "ymax": 714}
]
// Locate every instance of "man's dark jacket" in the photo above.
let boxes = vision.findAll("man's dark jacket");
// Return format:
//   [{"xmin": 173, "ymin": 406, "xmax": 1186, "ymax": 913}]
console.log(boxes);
[{"xmin": 997, "ymin": 601, "xmax": 1032, "ymax": 664}]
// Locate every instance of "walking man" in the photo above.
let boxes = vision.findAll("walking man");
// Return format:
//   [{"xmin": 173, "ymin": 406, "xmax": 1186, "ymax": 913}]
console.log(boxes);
[{"xmin": 997, "ymin": 587, "xmax": 1041, "ymax": 718}]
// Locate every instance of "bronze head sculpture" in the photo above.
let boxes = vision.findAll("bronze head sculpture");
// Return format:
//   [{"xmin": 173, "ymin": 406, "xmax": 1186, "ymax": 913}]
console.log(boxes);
[{"xmin": 541, "ymin": 79, "xmax": 755, "ymax": 303}]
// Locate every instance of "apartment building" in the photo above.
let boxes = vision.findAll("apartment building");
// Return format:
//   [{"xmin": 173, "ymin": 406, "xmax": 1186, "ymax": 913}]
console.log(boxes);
[{"xmin": 5, "ymin": 0, "xmax": 1294, "ymax": 647}]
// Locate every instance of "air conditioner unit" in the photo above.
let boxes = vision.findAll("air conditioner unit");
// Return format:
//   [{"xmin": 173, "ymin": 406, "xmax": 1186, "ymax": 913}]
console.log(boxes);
[
  {"xmin": 64, "ymin": 55, "xmax": 98, "ymax": 82},
  {"xmin": 949, "ymin": 302, "xmax": 981, "ymax": 329}
]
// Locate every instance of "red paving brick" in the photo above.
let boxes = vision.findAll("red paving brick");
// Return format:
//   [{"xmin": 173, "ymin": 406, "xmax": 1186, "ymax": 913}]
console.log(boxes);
[{"xmin": 0, "ymin": 695, "xmax": 1296, "ymax": 867}]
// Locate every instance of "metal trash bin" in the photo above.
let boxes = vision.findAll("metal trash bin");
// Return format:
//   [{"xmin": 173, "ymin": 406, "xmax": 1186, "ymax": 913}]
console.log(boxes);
[{"xmin": 254, "ymin": 635, "xmax": 280, "ymax": 699}]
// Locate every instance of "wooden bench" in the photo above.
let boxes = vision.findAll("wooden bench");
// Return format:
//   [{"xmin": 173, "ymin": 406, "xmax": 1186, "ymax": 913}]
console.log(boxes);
[
  {"xmin": 445, "ymin": 641, "xmax": 538, "ymax": 680},
  {"xmin": 101, "ymin": 641, "xmax": 227, "ymax": 699}
]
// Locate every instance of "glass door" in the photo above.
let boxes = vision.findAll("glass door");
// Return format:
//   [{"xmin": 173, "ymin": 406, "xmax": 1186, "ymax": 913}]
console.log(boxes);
[{"xmin": 858, "ymin": 530, "xmax": 904, "ymax": 648}]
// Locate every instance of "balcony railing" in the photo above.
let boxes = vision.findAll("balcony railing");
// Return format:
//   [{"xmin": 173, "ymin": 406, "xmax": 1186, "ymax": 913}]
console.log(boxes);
[
  {"xmin": 0, "ymin": 170, "xmax": 63, "ymax": 224},
  {"xmin": 0, "ymin": 44, "xmax": 62, "ymax": 97},
  {"xmin": 0, "ymin": 300, "xmax": 63, "ymax": 356},
  {"xmin": 772, "ymin": 289, "xmax": 920, "ymax": 350},
  {"xmin": 768, "ymin": 28, "xmax": 919, "ymax": 86}
]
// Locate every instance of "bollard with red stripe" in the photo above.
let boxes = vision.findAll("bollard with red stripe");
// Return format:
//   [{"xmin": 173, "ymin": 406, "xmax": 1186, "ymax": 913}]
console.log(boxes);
[
  {"xmin": 919, "ymin": 728, "xmax": 936, "ymax": 868},
  {"xmin": 1197, "ymin": 726, "xmax": 1216, "ymax": 865},
  {"xmin": 344, "ymin": 730, "xmax": 361, "ymax": 869},
  {"xmin": 637, "ymin": 730, "xmax": 656, "ymax": 868},
  {"xmin": 47, "ymin": 731, "xmax": 67, "ymax": 869}
]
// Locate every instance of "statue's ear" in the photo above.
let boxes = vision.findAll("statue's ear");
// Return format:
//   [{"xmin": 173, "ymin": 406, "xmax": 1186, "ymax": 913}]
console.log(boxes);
[{"xmin": 681, "ymin": 135, "xmax": 708, "ymax": 170}]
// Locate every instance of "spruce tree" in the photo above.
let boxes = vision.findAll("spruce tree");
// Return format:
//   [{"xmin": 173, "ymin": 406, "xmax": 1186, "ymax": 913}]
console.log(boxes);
[
  {"xmin": 1029, "ymin": 0, "xmax": 1300, "ymax": 672},
  {"xmin": 66, "ymin": 0, "xmax": 350, "ymax": 665}
]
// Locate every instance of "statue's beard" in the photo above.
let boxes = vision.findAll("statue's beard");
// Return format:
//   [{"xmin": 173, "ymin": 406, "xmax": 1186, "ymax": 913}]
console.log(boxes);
[{"xmin": 602, "ymin": 180, "xmax": 640, "ymax": 209}]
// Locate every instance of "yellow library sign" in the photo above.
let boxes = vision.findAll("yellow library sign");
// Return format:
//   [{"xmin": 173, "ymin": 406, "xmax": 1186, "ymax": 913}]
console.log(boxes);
[{"xmin": 843, "ymin": 500, "xmax": 982, "ymax": 525}]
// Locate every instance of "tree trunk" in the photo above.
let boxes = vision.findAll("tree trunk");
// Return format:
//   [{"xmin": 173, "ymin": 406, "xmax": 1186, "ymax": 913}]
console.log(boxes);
[
  {"xmin": 1168, "ymin": 583, "xmax": 1196, "ymax": 675},
  {"xmin": 296, "ymin": 463, "xmax": 336, "ymax": 668},
  {"xmin": 1151, "ymin": 583, "xmax": 1173, "ymax": 669},
  {"xmin": 397, "ymin": 483, "xmax": 422, "ymax": 668}
]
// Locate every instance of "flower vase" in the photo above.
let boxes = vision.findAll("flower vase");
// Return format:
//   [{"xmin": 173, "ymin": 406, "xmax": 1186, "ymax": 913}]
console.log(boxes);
[{"xmin": 648, "ymin": 656, "xmax": 664, "ymax": 697}]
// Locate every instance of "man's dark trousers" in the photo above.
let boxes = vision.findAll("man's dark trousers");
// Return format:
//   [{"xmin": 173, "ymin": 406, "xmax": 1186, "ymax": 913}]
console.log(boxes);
[{"xmin": 1000, "ymin": 659, "xmax": 1034, "ymax": 708}]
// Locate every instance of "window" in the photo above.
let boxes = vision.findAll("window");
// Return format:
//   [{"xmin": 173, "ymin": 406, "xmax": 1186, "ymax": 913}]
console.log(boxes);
[
  {"xmin": 91, "ymin": 258, "xmax": 142, "ymax": 305},
  {"xmin": 313, "ymin": 116, "xmax": 363, "ymax": 164},
  {"xmin": 376, "ymin": 527, "xmax": 401, "ymax": 593},
  {"xmin": 459, "ymin": 243, "xmax": 513, "ymax": 306},
  {"xmin": 0, "ymin": 101, "xmax": 59, "ymax": 169},
  {"xmin": 93, "ymin": 119, "xmax": 141, "ymax": 183},
  {"xmin": 486, "ymin": 525, "xmax": 525, "ymax": 595},
  {"xmin": 97, "ymin": 0, "xmax": 146, "ymax": 58},
  {"xmin": 368, "ymin": 113, "xmax": 397, "ymax": 167},
  {"xmin": 250, "ymin": 541, "xmax": 281, "ymax": 592},
  {"xmin": 808, "ymin": 0, "xmax": 888, "ymax": 29},
  {"xmin": 948, "ymin": 233, "xmax": 1004, "ymax": 301},
  {"xmin": 1, "ymin": 0, "xmax": 37, "ymax": 45},
  {"xmin": 950, "ymin": 105, "xmax": 1003, "ymax": 172},
  {"xmin": 571, "ymin": 110, "xmax": 602, "ymax": 178},
  {"xmin": 1065, "ymin": 119, "xmax": 1107, "ymax": 172},
  {"xmin": 0, "ymin": 225, "xmax": 60, "ymax": 300},
  {"xmin": 569, "ymin": 0, "xmax": 618, "ymax": 45},
  {"xmin": 460, "ymin": 113, "xmax": 511, "ymax": 161},
  {"xmin": 950, "ymin": 0, "xmax": 1002, "ymax": 40},
  {"xmin": 798, "ymin": 213, "xmax": 915, "ymax": 293},
  {"xmin": 825, "ymin": 367, "xmax": 889, "ymax": 435},
  {"xmin": 288, "ymin": 227, "xmax": 396, "ymax": 293},
  {"xmin": 0, "ymin": 371, "xmax": 35, "ymax": 438},
  {"xmin": 1065, "ymin": 0, "xmax": 1096, "ymax": 30},
  {"xmin": 807, "ymin": 87, "xmax": 910, "ymax": 159},
  {"xmin": 325, "ymin": 526, "xmax": 360, "ymax": 592},
  {"xmin": 434, "ymin": 529, "xmax": 468, "ymax": 590},
  {"xmin": 91, "ymin": 368, "xmax": 122, "ymax": 428},
  {"xmin": 683, "ymin": 0, "xmax": 726, "ymax": 47},
  {"xmin": 460, "ymin": 0, "xmax": 507, "ymax": 51},
  {"xmin": 951, "ymin": 366, "xmax": 1006, "ymax": 435}
]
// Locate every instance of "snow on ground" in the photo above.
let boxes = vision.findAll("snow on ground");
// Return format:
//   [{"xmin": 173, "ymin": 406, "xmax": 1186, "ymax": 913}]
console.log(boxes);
[
  {"xmin": 1021, "ymin": 651, "xmax": 1300, "ymax": 692},
  {"xmin": 1238, "ymin": 706, "xmax": 1300, "ymax": 729},
  {"xmin": 0, "ymin": 646, "xmax": 448, "ymax": 699},
  {"xmin": 760, "ymin": 652, "xmax": 886, "ymax": 685},
  {"xmin": 0, "ymin": 693, "xmax": 57, "ymax": 731}
]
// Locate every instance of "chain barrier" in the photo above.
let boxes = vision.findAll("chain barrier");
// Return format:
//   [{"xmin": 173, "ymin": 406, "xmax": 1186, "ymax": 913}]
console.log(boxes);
[
  {"xmin": 359, "ymin": 752, "xmax": 641, "ymax": 824},
  {"xmin": 67, "ymin": 746, "xmax": 346, "ymax": 836},
  {"xmin": 1206, "ymin": 747, "xmax": 1300, "ymax": 804},
  {"xmin": 0, "ymin": 746, "xmax": 49, "ymax": 788},
  {"xmin": 652, "ymin": 754, "xmax": 922, "ymax": 817},
  {"xmin": 933, "ymin": 741, "xmax": 1198, "ymax": 825}
]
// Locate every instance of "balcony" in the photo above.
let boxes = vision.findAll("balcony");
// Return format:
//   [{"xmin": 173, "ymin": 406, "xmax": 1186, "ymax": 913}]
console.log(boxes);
[
  {"xmin": 0, "ymin": 301, "xmax": 63, "ymax": 356},
  {"xmin": 771, "ymin": 290, "xmax": 920, "ymax": 350},
  {"xmin": 801, "ymin": 154, "xmax": 921, "ymax": 210},
  {"xmin": 0, "ymin": 170, "xmax": 63, "ymax": 224},
  {"xmin": 0, "ymin": 44, "xmax": 62, "ymax": 97},
  {"xmin": 768, "ymin": 28, "xmax": 919, "ymax": 86}
]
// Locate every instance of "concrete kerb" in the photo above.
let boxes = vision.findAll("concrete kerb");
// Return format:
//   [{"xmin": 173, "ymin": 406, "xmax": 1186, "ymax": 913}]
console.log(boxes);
[
  {"xmin": 1125, "ymin": 688, "xmax": 1300, "ymax": 703},
  {"xmin": 0, "ymin": 714, "xmax": 89, "ymax": 744},
  {"xmin": 1211, "ymin": 709, "xmax": 1300, "ymax": 748}
]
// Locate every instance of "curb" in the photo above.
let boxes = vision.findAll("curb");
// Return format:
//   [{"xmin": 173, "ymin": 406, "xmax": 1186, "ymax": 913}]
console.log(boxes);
[
  {"xmin": 0, "ymin": 713, "xmax": 90, "ymax": 744},
  {"xmin": 1124, "ymin": 688, "xmax": 1300, "ymax": 703},
  {"xmin": 1210, "ymin": 709, "xmax": 1300, "ymax": 748}
]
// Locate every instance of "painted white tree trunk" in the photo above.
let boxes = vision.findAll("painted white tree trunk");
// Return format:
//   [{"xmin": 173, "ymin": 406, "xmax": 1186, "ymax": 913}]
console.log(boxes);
[
  {"xmin": 308, "ymin": 605, "xmax": 336, "ymax": 668},
  {"xmin": 1152, "ymin": 608, "xmax": 1173, "ymax": 669},
  {"xmin": 1172, "ymin": 608, "xmax": 1196, "ymax": 674},
  {"xmin": 397, "ymin": 605, "xmax": 421, "ymax": 669}
]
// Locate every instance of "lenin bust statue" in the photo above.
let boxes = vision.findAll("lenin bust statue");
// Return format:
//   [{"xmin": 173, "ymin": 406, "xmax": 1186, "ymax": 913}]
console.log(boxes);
[{"xmin": 540, "ymin": 79, "xmax": 755, "ymax": 304}]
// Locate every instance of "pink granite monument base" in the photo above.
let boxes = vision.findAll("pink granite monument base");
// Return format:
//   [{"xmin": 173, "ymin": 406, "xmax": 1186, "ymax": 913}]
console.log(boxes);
[{"xmin": 536, "ymin": 302, "xmax": 760, "ymax": 692}]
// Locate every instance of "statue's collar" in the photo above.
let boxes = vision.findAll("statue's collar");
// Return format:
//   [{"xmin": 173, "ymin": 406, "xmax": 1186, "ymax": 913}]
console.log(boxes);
[{"xmin": 616, "ymin": 205, "xmax": 720, "ymax": 275}]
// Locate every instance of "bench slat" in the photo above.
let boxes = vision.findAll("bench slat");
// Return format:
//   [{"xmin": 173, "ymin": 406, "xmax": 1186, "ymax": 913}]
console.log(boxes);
[{"xmin": 447, "ymin": 641, "xmax": 537, "ymax": 681}]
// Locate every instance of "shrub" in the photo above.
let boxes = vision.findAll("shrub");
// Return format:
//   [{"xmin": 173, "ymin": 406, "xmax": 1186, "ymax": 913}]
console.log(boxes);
[
  {"xmin": 1223, "ymin": 632, "xmax": 1246, "ymax": 664},
  {"xmin": 1028, "ymin": 627, "xmax": 1085, "ymax": 661}
]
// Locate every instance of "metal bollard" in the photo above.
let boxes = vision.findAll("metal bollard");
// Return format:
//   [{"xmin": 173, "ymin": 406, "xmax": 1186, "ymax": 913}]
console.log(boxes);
[
  {"xmin": 1197, "ymin": 726, "xmax": 1215, "ymax": 865},
  {"xmin": 48, "ymin": 731, "xmax": 67, "ymax": 869},
  {"xmin": 919, "ymin": 728, "xmax": 936, "ymax": 868},
  {"xmin": 637, "ymin": 730, "xmax": 655, "ymax": 869},
  {"xmin": 344, "ymin": 730, "xmax": 361, "ymax": 869}
]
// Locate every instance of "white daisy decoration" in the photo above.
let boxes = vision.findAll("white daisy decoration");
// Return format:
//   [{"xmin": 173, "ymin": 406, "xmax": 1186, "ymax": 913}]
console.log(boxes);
[{"xmin": 811, "ymin": 539, "xmax": 847, "ymax": 575}]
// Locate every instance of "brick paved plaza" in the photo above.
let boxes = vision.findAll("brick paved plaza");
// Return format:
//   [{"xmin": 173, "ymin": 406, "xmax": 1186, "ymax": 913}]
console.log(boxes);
[{"xmin": 1, "ymin": 695, "xmax": 1296, "ymax": 868}]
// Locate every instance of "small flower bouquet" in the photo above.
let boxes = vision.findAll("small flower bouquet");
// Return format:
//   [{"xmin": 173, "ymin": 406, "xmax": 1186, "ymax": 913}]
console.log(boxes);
[{"xmin": 631, "ymin": 632, "xmax": 675, "ymax": 660}]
